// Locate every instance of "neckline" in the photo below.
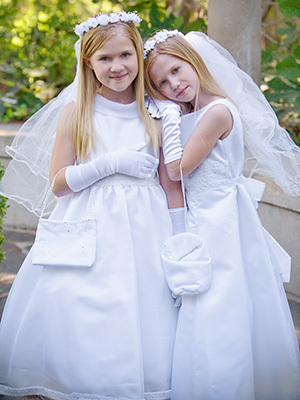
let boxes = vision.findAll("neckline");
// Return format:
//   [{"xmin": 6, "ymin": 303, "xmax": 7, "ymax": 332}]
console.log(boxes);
[{"xmin": 94, "ymin": 94, "xmax": 140, "ymax": 118}]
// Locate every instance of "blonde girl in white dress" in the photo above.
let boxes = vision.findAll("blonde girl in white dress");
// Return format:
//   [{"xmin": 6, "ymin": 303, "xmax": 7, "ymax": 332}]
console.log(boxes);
[
  {"xmin": 0, "ymin": 14, "xmax": 182, "ymax": 400},
  {"xmin": 144, "ymin": 30, "xmax": 300, "ymax": 400}
]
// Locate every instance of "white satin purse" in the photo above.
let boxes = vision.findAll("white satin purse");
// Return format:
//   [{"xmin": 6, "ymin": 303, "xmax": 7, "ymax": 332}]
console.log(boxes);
[
  {"xmin": 162, "ymin": 231, "xmax": 212, "ymax": 296},
  {"xmin": 161, "ymin": 166, "xmax": 213, "ymax": 296},
  {"xmin": 32, "ymin": 168, "xmax": 97, "ymax": 269}
]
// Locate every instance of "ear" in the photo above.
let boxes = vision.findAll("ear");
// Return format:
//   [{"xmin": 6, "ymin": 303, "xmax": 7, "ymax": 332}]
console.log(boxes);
[{"xmin": 84, "ymin": 57, "xmax": 93, "ymax": 70}]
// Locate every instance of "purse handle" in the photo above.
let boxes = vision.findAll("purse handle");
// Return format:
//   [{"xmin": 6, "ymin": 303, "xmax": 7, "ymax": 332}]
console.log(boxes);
[
  {"xmin": 179, "ymin": 161, "xmax": 188, "ymax": 223},
  {"xmin": 40, "ymin": 167, "xmax": 96, "ymax": 218}
]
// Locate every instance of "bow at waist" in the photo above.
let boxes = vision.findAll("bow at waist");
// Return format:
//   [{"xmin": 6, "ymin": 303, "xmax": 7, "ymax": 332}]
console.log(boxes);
[{"xmin": 234, "ymin": 175, "xmax": 265, "ymax": 208}]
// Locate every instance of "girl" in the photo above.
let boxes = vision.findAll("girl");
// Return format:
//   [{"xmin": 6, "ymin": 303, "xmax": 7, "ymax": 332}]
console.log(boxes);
[
  {"xmin": 144, "ymin": 30, "xmax": 300, "ymax": 400},
  {"xmin": 0, "ymin": 14, "xmax": 181, "ymax": 400}
]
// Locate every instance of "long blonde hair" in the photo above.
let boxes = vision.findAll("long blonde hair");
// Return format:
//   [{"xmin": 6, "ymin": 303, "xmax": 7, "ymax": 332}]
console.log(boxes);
[
  {"xmin": 72, "ymin": 21, "xmax": 161, "ymax": 161},
  {"xmin": 144, "ymin": 35, "xmax": 229, "ymax": 110}
]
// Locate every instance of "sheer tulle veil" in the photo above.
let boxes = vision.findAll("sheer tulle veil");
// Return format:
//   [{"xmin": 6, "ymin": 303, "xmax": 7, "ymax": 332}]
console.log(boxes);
[
  {"xmin": 185, "ymin": 32, "xmax": 300, "ymax": 196},
  {"xmin": 0, "ymin": 40, "xmax": 80, "ymax": 216}
]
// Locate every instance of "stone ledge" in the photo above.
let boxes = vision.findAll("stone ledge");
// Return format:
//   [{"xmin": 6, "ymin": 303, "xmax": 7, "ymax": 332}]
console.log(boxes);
[{"xmin": 0, "ymin": 123, "xmax": 22, "ymax": 158}]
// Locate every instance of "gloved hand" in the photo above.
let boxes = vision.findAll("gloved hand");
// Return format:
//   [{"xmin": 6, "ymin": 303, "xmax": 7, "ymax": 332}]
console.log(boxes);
[
  {"xmin": 169, "ymin": 207, "xmax": 186, "ymax": 235},
  {"xmin": 152, "ymin": 99, "xmax": 183, "ymax": 164},
  {"xmin": 109, "ymin": 148, "xmax": 158, "ymax": 178},
  {"xmin": 66, "ymin": 148, "xmax": 158, "ymax": 192},
  {"xmin": 153, "ymin": 99, "xmax": 181, "ymax": 117}
]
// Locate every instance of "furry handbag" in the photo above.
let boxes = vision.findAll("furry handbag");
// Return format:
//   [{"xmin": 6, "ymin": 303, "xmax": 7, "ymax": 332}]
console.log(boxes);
[{"xmin": 32, "ymin": 168, "xmax": 97, "ymax": 268}]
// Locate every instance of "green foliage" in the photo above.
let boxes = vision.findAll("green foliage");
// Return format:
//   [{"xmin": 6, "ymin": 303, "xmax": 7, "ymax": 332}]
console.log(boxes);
[
  {"xmin": 0, "ymin": 0, "xmax": 101, "ymax": 121},
  {"xmin": 137, "ymin": 2, "xmax": 206, "ymax": 40},
  {"xmin": 0, "ymin": 163, "xmax": 8, "ymax": 263},
  {"xmin": 261, "ymin": 0, "xmax": 300, "ymax": 145}
]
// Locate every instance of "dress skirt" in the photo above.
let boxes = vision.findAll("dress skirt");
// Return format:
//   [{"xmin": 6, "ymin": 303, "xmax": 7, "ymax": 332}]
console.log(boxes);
[{"xmin": 0, "ymin": 175, "xmax": 178, "ymax": 400}]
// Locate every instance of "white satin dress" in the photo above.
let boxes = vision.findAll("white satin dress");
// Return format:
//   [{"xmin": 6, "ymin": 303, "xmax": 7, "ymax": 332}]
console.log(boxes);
[
  {"xmin": 171, "ymin": 99, "xmax": 300, "ymax": 400},
  {"xmin": 0, "ymin": 95, "xmax": 178, "ymax": 400}
]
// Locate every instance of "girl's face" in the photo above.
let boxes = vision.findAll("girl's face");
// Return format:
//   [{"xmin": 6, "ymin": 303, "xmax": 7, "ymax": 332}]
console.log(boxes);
[
  {"xmin": 149, "ymin": 54, "xmax": 199, "ymax": 106},
  {"xmin": 86, "ymin": 35, "xmax": 138, "ymax": 103}
]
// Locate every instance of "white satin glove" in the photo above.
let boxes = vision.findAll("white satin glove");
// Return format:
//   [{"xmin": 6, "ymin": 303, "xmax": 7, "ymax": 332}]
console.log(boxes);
[
  {"xmin": 169, "ymin": 207, "xmax": 186, "ymax": 235},
  {"xmin": 153, "ymin": 99, "xmax": 183, "ymax": 164},
  {"xmin": 65, "ymin": 148, "xmax": 158, "ymax": 192}
]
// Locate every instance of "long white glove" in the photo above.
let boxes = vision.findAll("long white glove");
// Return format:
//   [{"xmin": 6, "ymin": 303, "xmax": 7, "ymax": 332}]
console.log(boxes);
[
  {"xmin": 65, "ymin": 148, "xmax": 158, "ymax": 192},
  {"xmin": 154, "ymin": 99, "xmax": 183, "ymax": 164},
  {"xmin": 169, "ymin": 207, "xmax": 186, "ymax": 235}
]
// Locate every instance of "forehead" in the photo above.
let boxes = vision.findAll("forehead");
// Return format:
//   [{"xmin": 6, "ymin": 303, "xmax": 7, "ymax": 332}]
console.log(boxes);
[
  {"xmin": 96, "ymin": 35, "xmax": 136, "ymax": 55},
  {"xmin": 152, "ymin": 54, "xmax": 179, "ymax": 69},
  {"xmin": 149, "ymin": 54, "xmax": 181, "ymax": 80}
]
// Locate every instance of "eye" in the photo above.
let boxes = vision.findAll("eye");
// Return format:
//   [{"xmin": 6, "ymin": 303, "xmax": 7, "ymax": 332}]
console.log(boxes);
[
  {"xmin": 160, "ymin": 80, "xmax": 167, "ymax": 87},
  {"xmin": 122, "ymin": 52, "xmax": 130, "ymax": 58},
  {"xmin": 172, "ymin": 67, "xmax": 179, "ymax": 74},
  {"xmin": 100, "ymin": 56, "xmax": 109, "ymax": 62}
]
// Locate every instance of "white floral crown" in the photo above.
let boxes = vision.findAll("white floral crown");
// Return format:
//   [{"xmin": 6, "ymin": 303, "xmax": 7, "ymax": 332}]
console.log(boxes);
[
  {"xmin": 74, "ymin": 11, "xmax": 142, "ymax": 37},
  {"xmin": 143, "ymin": 29, "xmax": 184, "ymax": 59}
]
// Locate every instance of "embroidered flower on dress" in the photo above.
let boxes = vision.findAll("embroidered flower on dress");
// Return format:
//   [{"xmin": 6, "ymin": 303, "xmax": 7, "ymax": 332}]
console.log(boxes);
[
  {"xmin": 74, "ymin": 11, "xmax": 142, "ymax": 37},
  {"xmin": 143, "ymin": 29, "xmax": 184, "ymax": 59}
]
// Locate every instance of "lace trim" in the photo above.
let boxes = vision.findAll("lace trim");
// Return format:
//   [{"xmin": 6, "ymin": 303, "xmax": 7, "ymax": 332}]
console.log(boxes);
[
  {"xmin": 0, "ymin": 385, "xmax": 170, "ymax": 400},
  {"xmin": 94, "ymin": 174, "xmax": 159, "ymax": 187},
  {"xmin": 145, "ymin": 97, "xmax": 160, "ymax": 119},
  {"xmin": 184, "ymin": 162, "xmax": 234, "ymax": 194}
]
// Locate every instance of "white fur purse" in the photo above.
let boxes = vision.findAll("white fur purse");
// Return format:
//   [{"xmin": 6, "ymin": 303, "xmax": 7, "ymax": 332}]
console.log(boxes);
[{"xmin": 32, "ymin": 168, "xmax": 97, "ymax": 268}]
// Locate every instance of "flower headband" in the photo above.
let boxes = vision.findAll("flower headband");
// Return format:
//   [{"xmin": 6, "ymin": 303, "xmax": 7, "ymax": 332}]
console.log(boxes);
[
  {"xmin": 74, "ymin": 11, "xmax": 142, "ymax": 37},
  {"xmin": 143, "ymin": 29, "xmax": 184, "ymax": 59}
]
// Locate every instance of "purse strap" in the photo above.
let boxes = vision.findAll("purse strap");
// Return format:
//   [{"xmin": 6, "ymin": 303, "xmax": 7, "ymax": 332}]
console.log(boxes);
[
  {"xmin": 179, "ymin": 161, "xmax": 188, "ymax": 223},
  {"xmin": 40, "ymin": 167, "xmax": 96, "ymax": 218}
]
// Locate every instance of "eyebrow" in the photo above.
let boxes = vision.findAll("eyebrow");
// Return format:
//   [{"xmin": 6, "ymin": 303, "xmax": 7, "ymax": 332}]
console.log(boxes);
[
  {"xmin": 153, "ymin": 63, "xmax": 178, "ymax": 86},
  {"xmin": 96, "ymin": 48, "xmax": 133, "ymax": 57}
]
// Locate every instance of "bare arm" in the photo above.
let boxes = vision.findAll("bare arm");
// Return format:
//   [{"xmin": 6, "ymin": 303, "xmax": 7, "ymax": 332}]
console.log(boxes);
[
  {"xmin": 158, "ymin": 151, "xmax": 184, "ymax": 209},
  {"xmin": 166, "ymin": 104, "xmax": 233, "ymax": 181},
  {"xmin": 49, "ymin": 102, "xmax": 76, "ymax": 197}
]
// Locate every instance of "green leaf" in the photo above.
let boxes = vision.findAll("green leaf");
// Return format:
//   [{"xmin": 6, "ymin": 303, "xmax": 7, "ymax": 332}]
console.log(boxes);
[
  {"xmin": 267, "ymin": 77, "xmax": 293, "ymax": 91},
  {"xmin": 294, "ymin": 47, "xmax": 300, "ymax": 59},
  {"xmin": 183, "ymin": 18, "xmax": 206, "ymax": 33},
  {"xmin": 278, "ymin": 0, "xmax": 300, "ymax": 18},
  {"xmin": 296, "ymin": 94, "xmax": 300, "ymax": 109},
  {"xmin": 276, "ymin": 56, "xmax": 300, "ymax": 81}
]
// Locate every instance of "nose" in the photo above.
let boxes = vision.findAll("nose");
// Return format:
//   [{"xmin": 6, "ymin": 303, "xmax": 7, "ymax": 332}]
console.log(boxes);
[
  {"xmin": 110, "ymin": 59, "xmax": 123, "ymax": 73},
  {"xmin": 170, "ymin": 77, "xmax": 180, "ymax": 91}
]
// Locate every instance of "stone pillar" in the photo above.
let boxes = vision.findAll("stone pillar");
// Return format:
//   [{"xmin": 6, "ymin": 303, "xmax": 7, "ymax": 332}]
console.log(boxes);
[{"xmin": 208, "ymin": 0, "xmax": 262, "ymax": 85}]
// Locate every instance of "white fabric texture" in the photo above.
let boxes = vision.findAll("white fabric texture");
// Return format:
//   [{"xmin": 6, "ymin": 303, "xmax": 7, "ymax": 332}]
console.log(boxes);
[
  {"xmin": 0, "ymin": 95, "xmax": 178, "ymax": 400},
  {"xmin": 184, "ymin": 32, "xmax": 300, "ymax": 197},
  {"xmin": 151, "ymin": 99, "xmax": 183, "ymax": 165},
  {"xmin": 162, "ymin": 232, "xmax": 212, "ymax": 296},
  {"xmin": 170, "ymin": 99, "xmax": 300, "ymax": 400},
  {"xmin": 168, "ymin": 207, "xmax": 186, "ymax": 234},
  {"xmin": 65, "ymin": 149, "xmax": 158, "ymax": 192}
]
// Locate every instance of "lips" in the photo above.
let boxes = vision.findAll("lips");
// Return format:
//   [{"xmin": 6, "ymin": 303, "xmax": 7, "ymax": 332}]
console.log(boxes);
[
  {"xmin": 110, "ymin": 74, "xmax": 127, "ymax": 81},
  {"xmin": 176, "ymin": 86, "xmax": 188, "ymax": 98}
]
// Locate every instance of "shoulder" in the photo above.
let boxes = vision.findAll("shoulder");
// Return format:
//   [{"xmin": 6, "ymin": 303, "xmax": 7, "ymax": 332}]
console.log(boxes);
[
  {"xmin": 58, "ymin": 101, "xmax": 75, "ymax": 128},
  {"xmin": 206, "ymin": 103, "xmax": 232, "ymax": 123},
  {"xmin": 204, "ymin": 103, "xmax": 233, "ymax": 137},
  {"xmin": 56, "ymin": 101, "xmax": 76, "ymax": 139},
  {"xmin": 60, "ymin": 101, "xmax": 76, "ymax": 120},
  {"xmin": 194, "ymin": 102, "xmax": 233, "ymax": 140}
]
